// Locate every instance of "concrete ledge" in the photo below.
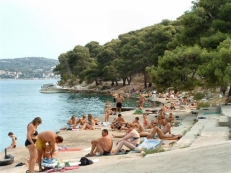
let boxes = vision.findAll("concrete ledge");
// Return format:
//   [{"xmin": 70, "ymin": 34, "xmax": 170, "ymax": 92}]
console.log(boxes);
[
  {"xmin": 191, "ymin": 136, "xmax": 229, "ymax": 147},
  {"xmin": 200, "ymin": 127, "xmax": 230, "ymax": 137},
  {"xmin": 219, "ymin": 116, "xmax": 229, "ymax": 127}
]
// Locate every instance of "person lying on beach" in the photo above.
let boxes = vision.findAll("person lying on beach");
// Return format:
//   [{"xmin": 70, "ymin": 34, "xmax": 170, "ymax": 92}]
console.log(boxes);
[
  {"xmin": 146, "ymin": 126, "xmax": 183, "ymax": 140},
  {"xmin": 112, "ymin": 123, "xmax": 140, "ymax": 154},
  {"xmin": 85, "ymin": 129, "xmax": 113, "ymax": 157},
  {"xmin": 111, "ymin": 114, "xmax": 127, "ymax": 131},
  {"xmin": 139, "ymin": 118, "xmax": 172, "ymax": 137},
  {"xmin": 76, "ymin": 115, "xmax": 86, "ymax": 128},
  {"xmin": 60, "ymin": 115, "xmax": 77, "ymax": 130},
  {"xmin": 188, "ymin": 101, "xmax": 197, "ymax": 109},
  {"xmin": 6, "ymin": 132, "xmax": 17, "ymax": 149},
  {"xmin": 225, "ymin": 96, "xmax": 231, "ymax": 105},
  {"xmin": 36, "ymin": 131, "xmax": 63, "ymax": 172},
  {"xmin": 81, "ymin": 114, "xmax": 95, "ymax": 130}
]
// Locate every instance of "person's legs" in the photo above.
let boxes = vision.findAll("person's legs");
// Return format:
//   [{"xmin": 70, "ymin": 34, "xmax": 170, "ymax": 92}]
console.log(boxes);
[
  {"xmin": 37, "ymin": 149, "xmax": 43, "ymax": 171},
  {"xmin": 147, "ymin": 126, "xmax": 166, "ymax": 139},
  {"xmin": 80, "ymin": 123, "xmax": 86, "ymax": 130},
  {"xmin": 27, "ymin": 145, "xmax": 38, "ymax": 173},
  {"xmin": 114, "ymin": 140, "xmax": 135, "ymax": 154},
  {"xmin": 95, "ymin": 140, "xmax": 105, "ymax": 155},
  {"xmin": 89, "ymin": 140, "xmax": 97, "ymax": 155}
]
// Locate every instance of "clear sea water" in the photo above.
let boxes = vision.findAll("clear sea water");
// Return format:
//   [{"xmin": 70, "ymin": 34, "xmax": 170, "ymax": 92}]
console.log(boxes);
[{"xmin": 0, "ymin": 79, "xmax": 157, "ymax": 151}]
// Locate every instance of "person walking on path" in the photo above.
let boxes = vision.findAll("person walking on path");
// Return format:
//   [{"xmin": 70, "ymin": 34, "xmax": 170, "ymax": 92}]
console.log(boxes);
[{"xmin": 25, "ymin": 117, "xmax": 42, "ymax": 173}]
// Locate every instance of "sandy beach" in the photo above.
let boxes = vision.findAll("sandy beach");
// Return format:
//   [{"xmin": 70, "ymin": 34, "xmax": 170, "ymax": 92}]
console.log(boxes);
[{"xmin": 0, "ymin": 103, "xmax": 230, "ymax": 173}]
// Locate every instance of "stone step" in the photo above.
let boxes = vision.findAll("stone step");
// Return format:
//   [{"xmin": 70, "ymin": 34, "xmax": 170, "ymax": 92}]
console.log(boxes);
[{"xmin": 218, "ymin": 116, "xmax": 229, "ymax": 127}]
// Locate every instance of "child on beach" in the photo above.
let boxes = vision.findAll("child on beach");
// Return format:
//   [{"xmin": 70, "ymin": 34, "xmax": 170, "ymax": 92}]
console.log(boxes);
[
  {"xmin": 6, "ymin": 132, "xmax": 17, "ymax": 149},
  {"xmin": 43, "ymin": 143, "xmax": 59, "ymax": 159}
]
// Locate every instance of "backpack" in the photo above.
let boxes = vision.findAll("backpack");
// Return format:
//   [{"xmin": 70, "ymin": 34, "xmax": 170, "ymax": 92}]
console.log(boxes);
[{"xmin": 79, "ymin": 157, "xmax": 93, "ymax": 166}]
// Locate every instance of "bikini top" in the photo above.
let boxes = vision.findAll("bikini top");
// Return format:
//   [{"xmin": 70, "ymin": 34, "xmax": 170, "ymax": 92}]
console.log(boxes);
[{"xmin": 33, "ymin": 130, "xmax": 38, "ymax": 136}]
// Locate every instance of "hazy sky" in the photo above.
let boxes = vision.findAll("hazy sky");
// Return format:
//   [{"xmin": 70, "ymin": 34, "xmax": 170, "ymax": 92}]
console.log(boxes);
[{"xmin": 0, "ymin": 0, "xmax": 193, "ymax": 60}]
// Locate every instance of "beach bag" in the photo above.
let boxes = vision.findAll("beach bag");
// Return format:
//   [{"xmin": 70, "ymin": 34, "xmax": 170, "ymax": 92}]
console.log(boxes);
[
  {"xmin": 135, "ymin": 138, "xmax": 162, "ymax": 152},
  {"xmin": 79, "ymin": 157, "xmax": 93, "ymax": 166}
]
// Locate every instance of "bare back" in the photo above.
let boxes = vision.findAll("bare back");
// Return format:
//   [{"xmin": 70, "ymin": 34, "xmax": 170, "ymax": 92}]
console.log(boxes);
[{"xmin": 98, "ymin": 136, "xmax": 113, "ymax": 152}]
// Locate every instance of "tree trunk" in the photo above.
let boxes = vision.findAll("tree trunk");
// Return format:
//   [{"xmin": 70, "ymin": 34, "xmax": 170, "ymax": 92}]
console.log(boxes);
[
  {"xmin": 228, "ymin": 86, "xmax": 231, "ymax": 97},
  {"xmin": 122, "ymin": 78, "xmax": 126, "ymax": 86},
  {"xmin": 95, "ymin": 78, "xmax": 99, "ymax": 86},
  {"xmin": 127, "ymin": 75, "xmax": 132, "ymax": 85},
  {"xmin": 143, "ymin": 70, "xmax": 148, "ymax": 88}
]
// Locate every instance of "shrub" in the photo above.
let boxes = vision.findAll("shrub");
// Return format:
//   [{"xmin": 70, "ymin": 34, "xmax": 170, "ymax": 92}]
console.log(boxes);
[
  {"xmin": 196, "ymin": 102, "xmax": 210, "ymax": 110},
  {"xmin": 142, "ymin": 147, "xmax": 165, "ymax": 157},
  {"xmin": 193, "ymin": 92, "xmax": 205, "ymax": 101}
]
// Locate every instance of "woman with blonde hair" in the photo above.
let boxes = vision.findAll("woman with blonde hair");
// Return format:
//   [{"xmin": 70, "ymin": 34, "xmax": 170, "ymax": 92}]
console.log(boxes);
[
  {"xmin": 81, "ymin": 114, "xmax": 95, "ymax": 130},
  {"xmin": 104, "ymin": 101, "xmax": 112, "ymax": 122},
  {"xmin": 112, "ymin": 123, "xmax": 140, "ymax": 154},
  {"xmin": 25, "ymin": 117, "xmax": 42, "ymax": 173}
]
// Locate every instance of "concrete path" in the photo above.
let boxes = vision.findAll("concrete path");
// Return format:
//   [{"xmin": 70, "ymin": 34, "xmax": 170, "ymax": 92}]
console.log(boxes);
[{"xmin": 67, "ymin": 141, "xmax": 231, "ymax": 173}]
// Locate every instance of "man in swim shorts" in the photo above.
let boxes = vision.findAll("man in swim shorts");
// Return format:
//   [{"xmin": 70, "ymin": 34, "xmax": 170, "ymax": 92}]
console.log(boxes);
[
  {"xmin": 86, "ymin": 129, "xmax": 113, "ymax": 157},
  {"xmin": 36, "ymin": 131, "xmax": 63, "ymax": 172},
  {"xmin": 116, "ymin": 94, "xmax": 124, "ymax": 114}
]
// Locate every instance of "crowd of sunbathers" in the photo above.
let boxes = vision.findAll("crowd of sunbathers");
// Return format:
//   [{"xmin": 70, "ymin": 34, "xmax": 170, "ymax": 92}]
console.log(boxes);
[
  {"xmin": 85, "ymin": 111, "xmax": 182, "ymax": 157},
  {"xmin": 60, "ymin": 114, "xmax": 101, "ymax": 131}
]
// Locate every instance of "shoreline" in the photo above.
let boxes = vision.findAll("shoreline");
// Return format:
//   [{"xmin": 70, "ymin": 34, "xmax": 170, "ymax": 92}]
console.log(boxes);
[{"xmin": 1, "ymin": 100, "xmax": 230, "ymax": 172}]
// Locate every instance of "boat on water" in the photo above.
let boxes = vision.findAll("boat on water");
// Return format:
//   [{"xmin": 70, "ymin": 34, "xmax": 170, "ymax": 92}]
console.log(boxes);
[{"xmin": 40, "ymin": 83, "xmax": 69, "ymax": 93}]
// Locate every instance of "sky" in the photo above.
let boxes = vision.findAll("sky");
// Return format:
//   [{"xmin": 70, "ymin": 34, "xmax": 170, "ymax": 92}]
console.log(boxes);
[{"xmin": 0, "ymin": 0, "xmax": 193, "ymax": 60}]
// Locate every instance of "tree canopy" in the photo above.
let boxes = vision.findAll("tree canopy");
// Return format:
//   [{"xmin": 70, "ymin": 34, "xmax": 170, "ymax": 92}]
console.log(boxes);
[{"xmin": 53, "ymin": 0, "xmax": 231, "ymax": 96}]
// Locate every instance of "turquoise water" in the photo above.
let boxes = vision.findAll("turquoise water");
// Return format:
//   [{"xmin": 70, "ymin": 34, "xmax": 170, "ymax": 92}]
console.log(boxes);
[
  {"xmin": 203, "ymin": 112, "xmax": 220, "ymax": 115},
  {"xmin": 0, "ymin": 79, "xmax": 159, "ymax": 151}
]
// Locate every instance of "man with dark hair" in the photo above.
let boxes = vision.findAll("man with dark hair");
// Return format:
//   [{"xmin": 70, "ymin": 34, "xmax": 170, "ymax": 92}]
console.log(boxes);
[
  {"xmin": 116, "ymin": 94, "xmax": 124, "ymax": 114},
  {"xmin": 85, "ymin": 129, "xmax": 113, "ymax": 157},
  {"xmin": 111, "ymin": 114, "xmax": 127, "ymax": 131},
  {"xmin": 36, "ymin": 131, "xmax": 63, "ymax": 172}
]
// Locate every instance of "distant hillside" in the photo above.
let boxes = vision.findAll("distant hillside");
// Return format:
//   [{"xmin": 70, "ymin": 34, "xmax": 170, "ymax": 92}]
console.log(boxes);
[{"xmin": 0, "ymin": 57, "xmax": 59, "ymax": 72}]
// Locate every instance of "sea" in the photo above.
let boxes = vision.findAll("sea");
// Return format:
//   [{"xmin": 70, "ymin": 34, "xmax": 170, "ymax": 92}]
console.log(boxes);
[{"xmin": 0, "ymin": 79, "xmax": 158, "ymax": 151}]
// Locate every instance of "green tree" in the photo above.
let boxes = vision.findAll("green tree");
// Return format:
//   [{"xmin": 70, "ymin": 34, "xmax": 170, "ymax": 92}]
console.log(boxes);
[{"xmin": 150, "ymin": 45, "xmax": 203, "ymax": 91}]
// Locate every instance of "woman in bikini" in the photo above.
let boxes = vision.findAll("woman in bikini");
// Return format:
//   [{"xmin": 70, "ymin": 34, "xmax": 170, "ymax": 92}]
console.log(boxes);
[
  {"xmin": 25, "ymin": 117, "xmax": 42, "ymax": 173},
  {"xmin": 81, "ymin": 114, "xmax": 95, "ymax": 130},
  {"xmin": 7, "ymin": 132, "xmax": 17, "ymax": 149},
  {"xmin": 104, "ymin": 101, "xmax": 112, "ymax": 122},
  {"xmin": 112, "ymin": 123, "xmax": 140, "ymax": 154}
]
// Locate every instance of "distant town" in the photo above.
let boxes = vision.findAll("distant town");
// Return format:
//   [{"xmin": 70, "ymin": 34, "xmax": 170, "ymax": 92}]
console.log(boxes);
[{"xmin": 0, "ymin": 57, "xmax": 60, "ymax": 79}]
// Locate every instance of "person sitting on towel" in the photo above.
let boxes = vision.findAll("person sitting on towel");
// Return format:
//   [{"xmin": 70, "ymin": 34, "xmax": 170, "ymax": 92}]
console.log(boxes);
[
  {"xmin": 112, "ymin": 123, "xmax": 140, "ymax": 154},
  {"xmin": 85, "ymin": 129, "xmax": 113, "ymax": 157}
]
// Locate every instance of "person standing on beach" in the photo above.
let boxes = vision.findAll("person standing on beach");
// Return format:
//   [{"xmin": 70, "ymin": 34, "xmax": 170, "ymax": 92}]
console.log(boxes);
[
  {"xmin": 116, "ymin": 94, "xmax": 124, "ymax": 114},
  {"xmin": 36, "ymin": 131, "xmax": 63, "ymax": 172},
  {"xmin": 136, "ymin": 93, "xmax": 146, "ymax": 107},
  {"xmin": 25, "ymin": 117, "xmax": 42, "ymax": 173},
  {"xmin": 6, "ymin": 132, "xmax": 17, "ymax": 149},
  {"xmin": 104, "ymin": 101, "xmax": 112, "ymax": 123}
]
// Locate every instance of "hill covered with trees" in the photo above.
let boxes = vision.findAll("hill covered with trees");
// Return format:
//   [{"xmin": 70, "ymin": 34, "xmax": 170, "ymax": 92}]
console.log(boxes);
[
  {"xmin": 0, "ymin": 57, "xmax": 58, "ymax": 79},
  {"xmin": 53, "ymin": 0, "xmax": 231, "ymax": 97}
]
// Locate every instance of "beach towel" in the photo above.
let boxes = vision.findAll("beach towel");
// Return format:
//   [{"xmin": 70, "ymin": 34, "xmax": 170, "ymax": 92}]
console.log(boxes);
[{"xmin": 58, "ymin": 146, "xmax": 83, "ymax": 152}]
